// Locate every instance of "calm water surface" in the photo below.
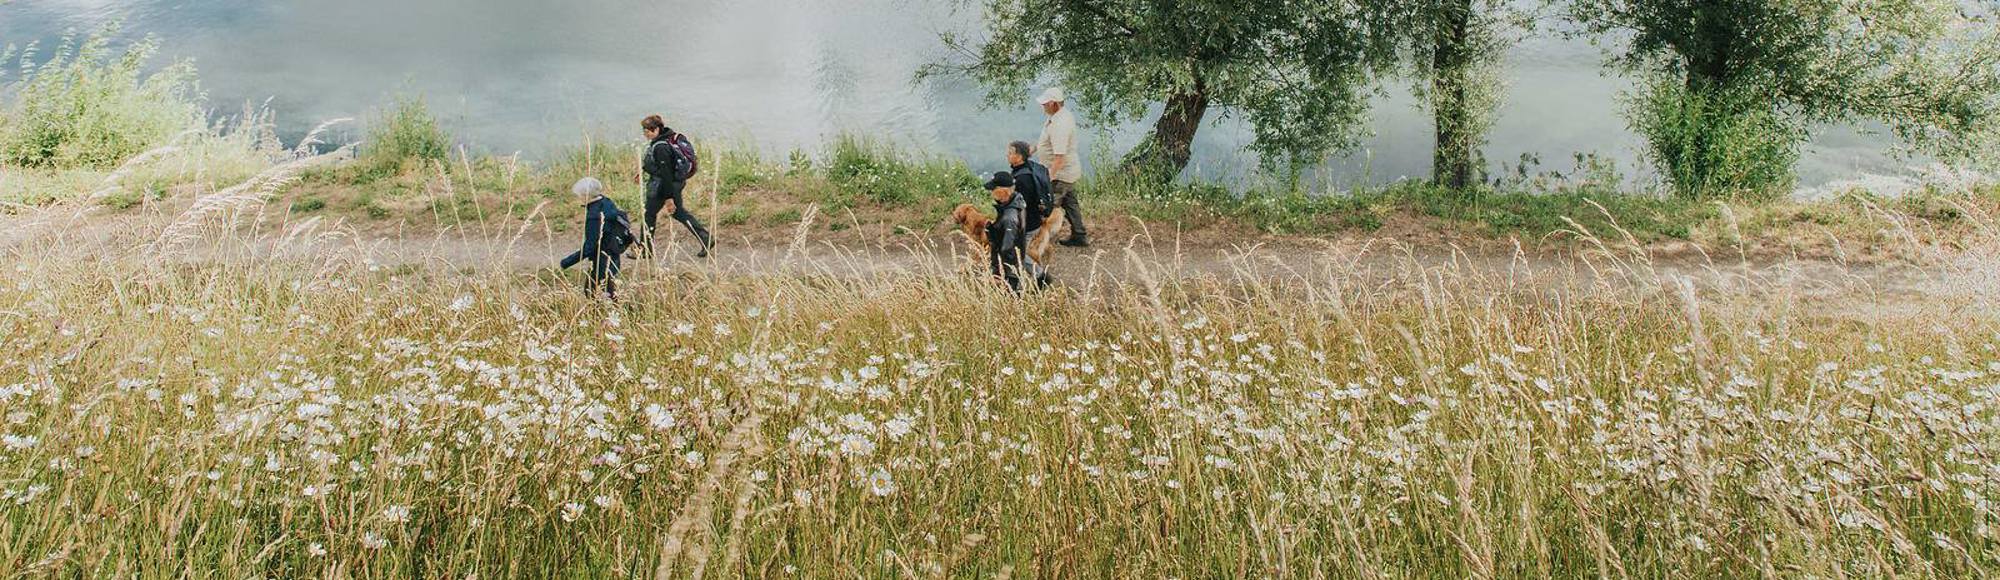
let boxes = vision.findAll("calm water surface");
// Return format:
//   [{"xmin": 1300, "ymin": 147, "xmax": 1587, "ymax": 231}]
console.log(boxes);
[{"xmin": 0, "ymin": 0, "xmax": 1910, "ymax": 187}]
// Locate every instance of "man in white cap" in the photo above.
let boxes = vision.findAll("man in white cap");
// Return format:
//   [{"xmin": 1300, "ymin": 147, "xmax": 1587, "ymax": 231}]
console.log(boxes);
[{"xmin": 1035, "ymin": 87, "xmax": 1089, "ymax": 247}]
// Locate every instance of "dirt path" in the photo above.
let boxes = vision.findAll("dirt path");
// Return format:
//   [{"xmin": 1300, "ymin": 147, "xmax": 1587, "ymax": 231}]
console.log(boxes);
[{"xmin": 3, "ymin": 203, "xmax": 1991, "ymax": 315}]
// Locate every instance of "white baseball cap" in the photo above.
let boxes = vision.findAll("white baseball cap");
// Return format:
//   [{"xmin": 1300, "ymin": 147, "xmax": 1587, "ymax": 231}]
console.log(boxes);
[{"xmin": 1036, "ymin": 87, "xmax": 1066, "ymax": 105}]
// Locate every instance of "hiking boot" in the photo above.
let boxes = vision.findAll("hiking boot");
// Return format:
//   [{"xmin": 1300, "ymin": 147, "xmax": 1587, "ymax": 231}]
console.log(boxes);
[
  {"xmin": 687, "ymin": 223, "xmax": 715, "ymax": 258},
  {"xmin": 1059, "ymin": 235, "xmax": 1090, "ymax": 248}
]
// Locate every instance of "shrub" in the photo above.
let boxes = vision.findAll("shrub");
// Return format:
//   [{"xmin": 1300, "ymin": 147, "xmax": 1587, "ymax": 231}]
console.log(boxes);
[
  {"xmin": 821, "ymin": 136, "xmax": 976, "ymax": 205},
  {"xmin": 548, "ymin": 136, "xmax": 632, "ymax": 184},
  {"xmin": 363, "ymin": 95, "xmax": 452, "ymax": 168},
  {"xmin": 0, "ymin": 27, "xmax": 205, "ymax": 169},
  {"xmin": 1630, "ymin": 76, "xmax": 1801, "ymax": 202},
  {"xmin": 716, "ymin": 146, "xmax": 778, "ymax": 197}
]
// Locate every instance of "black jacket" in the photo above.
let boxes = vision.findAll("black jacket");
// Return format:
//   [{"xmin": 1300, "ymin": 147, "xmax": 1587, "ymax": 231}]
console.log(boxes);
[
  {"xmin": 987, "ymin": 191, "xmax": 1028, "ymax": 282},
  {"xmin": 642, "ymin": 133, "xmax": 683, "ymax": 184},
  {"xmin": 560, "ymin": 197, "xmax": 627, "ymax": 269},
  {"xmin": 1010, "ymin": 161, "xmax": 1047, "ymax": 232}
]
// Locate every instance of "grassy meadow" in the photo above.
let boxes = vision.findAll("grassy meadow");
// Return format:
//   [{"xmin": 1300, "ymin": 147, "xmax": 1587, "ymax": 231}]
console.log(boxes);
[
  {"xmin": 2, "ymin": 26, "xmax": 1999, "ymax": 579},
  {"xmin": 3, "ymin": 221, "xmax": 1998, "ymax": 576}
]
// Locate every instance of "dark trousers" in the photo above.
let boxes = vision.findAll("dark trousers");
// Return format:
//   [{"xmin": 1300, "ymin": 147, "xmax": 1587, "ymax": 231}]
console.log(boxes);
[
  {"xmin": 643, "ymin": 179, "xmax": 711, "ymax": 249},
  {"xmin": 586, "ymin": 253, "xmax": 622, "ymax": 296},
  {"xmin": 1053, "ymin": 181, "xmax": 1086, "ymax": 237}
]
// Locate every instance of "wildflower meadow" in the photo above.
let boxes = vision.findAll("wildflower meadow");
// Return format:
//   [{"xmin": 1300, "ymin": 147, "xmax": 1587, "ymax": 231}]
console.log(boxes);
[{"xmin": 0, "ymin": 213, "xmax": 1995, "ymax": 577}]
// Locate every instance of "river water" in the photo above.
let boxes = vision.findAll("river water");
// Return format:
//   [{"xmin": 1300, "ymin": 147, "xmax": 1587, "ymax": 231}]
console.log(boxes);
[{"xmin": 0, "ymin": 0, "xmax": 1912, "ymax": 188}]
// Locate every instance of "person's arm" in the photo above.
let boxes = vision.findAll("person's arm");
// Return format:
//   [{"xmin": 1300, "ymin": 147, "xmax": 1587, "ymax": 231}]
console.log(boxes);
[
  {"xmin": 577, "ymin": 203, "xmax": 604, "ymax": 260},
  {"xmin": 987, "ymin": 222, "xmax": 1005, "ymax": 277},
  {"xmin": 994, "ymin": 210, "xmax": 1022, "ymax": 268},
  {"xmin": 642, "ymin": 142, "xmax": 676, "ymax": 181},
  {"xmin": 1047, "ymin": 116, "xmax": 1076, "ymax": 176}
]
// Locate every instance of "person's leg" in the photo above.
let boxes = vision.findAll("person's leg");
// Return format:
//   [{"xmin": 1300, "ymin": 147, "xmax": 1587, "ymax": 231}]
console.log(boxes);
[
  {"xmin": 642, "ymin": 179, "xmax": 669, "ymax": 255},
  {"xmin": 603, "ymin": 254, "xmax": 621, "ymax": 299},
  {"xmin": 1023, "ymin": 251, "xmax": 1052, "ymax": 290},
  {"xmin": 1003, "ymin": 248, "xmax": 1026, "ymax": 293},
  {"xmin": 666, "ymin": 180, "xmax": 713, "ymax": 256},
  {"xmin": 587, "ymin": 257, "xmax": 608, "ymax": 296},
  {"xmin": 1054, "ymin": 181, "xmax": 1088, "ymax": 245}
]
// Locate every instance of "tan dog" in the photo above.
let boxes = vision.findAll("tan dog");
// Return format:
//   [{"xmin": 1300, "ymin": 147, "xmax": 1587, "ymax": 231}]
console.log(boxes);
[
  {"xmin": 952, "ymin": 203, "xmax": 1062, "ymax": 267},
  {"xmin": 952, "ymin": 203, "xmax": 992, "ymax": 251}
]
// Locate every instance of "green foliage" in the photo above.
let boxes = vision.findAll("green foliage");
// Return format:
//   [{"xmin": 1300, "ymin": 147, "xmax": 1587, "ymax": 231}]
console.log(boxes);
[
  {"xmin": 1570, "ymin": 0, "xmax": 2000, "ymax": 199},
  {"xmin": 1417, "ymin": 183, "xmax": 1707, "ymax": 240},
  {"xmin": 548, "ymin": 137, "xmax": 635, "ymax": 183},
  {"xmin": 363, "ymin": 95, "xmax": 452, "ymax": 168},
  {"xmin": 765, "ymin": 207, "xmax": 804, "ymax": 227},
  {"xmin": 716, "ymin": 146, "xmax": 779, "ymax": 197},
  {"xmin": 820, "ymin": 136, "xmax": 977, "ymax": 206},
  {"xmin": 0, "ymin": 27, "xmax": 205, "ymax": 169},
  {"xmin": 1629, "ymin": 77, "xmax": 1800, "ymax": 201},
  {"xmin": 1394, "ymin": 0, "xmax": 1520, "ymax": 192},
  {"xmin": 927, "ymin": 0, "xmax": 1406, "ymax": 178},
  {"xmin": 1092, "ymin": 165, "xmax": 1708, "ymax": 240},
  {"xmin": 786, "ymin": 149, "xmax": 814, "ymax": 176}
]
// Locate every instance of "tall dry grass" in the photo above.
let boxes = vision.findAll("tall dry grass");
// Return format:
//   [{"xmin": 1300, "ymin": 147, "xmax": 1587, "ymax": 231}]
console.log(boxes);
[{"xmin": 0, "ymin": 157, "xmax": 1995, "ymax": 578}]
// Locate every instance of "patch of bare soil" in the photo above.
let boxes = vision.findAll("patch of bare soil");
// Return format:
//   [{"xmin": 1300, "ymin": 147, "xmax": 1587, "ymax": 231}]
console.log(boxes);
[{"xmin": 4, "ymin": 189, "xmax": 1991, "ymax": 326}]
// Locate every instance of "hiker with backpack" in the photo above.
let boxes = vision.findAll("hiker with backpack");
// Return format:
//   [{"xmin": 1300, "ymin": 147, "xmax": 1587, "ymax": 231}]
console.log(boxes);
[
  {"xmin": 559, "ymin": 177, "xmax": 635, "ymax": 301},
  {"xmin": 1007, "ymin": 141, "xmax": 1051, "ymax": 236},
  {"xmin": 637, "ymin": 114, "xmax": 714, "ymax": 258},
  {"xmin": 1007, "ymin": 141, "xmax": 1056, "ymax": 286}
]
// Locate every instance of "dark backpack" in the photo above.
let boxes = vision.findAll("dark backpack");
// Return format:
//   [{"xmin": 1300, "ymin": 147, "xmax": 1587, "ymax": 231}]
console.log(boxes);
[
  {"xmin": 604, "ymin": 208, "xmax": 637, "ymax": 252},
  {"xmin": 667, "ymin": 132, "xmax": 700, "ymax": 181},
  {"xmin": 1028, "ymin": 160, "xmax": 1055, "ymax": 217}
]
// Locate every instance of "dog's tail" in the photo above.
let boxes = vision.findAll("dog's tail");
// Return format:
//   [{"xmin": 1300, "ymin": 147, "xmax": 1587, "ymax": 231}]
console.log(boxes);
[{"xmin": 1029, "ymin": 209, "xmax": 1065, "ymax": 264}]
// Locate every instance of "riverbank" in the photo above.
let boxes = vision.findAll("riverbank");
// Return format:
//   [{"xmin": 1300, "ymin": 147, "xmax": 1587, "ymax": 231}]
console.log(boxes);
[{"xmin": 7, "ymin": 128, "xmax": 1995, "ymax": 268}]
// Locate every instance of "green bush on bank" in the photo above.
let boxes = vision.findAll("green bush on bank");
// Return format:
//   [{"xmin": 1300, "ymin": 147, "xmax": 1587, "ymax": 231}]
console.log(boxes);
[
  {"xmin": 822, "ymin": 135, "xmax": 977, "ymax": 206},
  {"xmin": 0, "ymin": 27, "xmax": 205, "ymax": 169},
  {"xmin": 361, "ymin": 95, "xmax": 452, "ymax": 170},
  {"xmin": 1087, "ymin": 169, "xmax": 1713, "ymax": 242},
  {"xmin": 1632, "ymin": 76, "xmax": 1801, "ymax": 202}
]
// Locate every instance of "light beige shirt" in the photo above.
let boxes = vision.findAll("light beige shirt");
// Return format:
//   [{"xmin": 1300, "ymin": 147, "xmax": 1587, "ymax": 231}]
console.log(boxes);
[{"xmin": 1036, "ymin": 107, "xmax": 1083, "ymax": 183}]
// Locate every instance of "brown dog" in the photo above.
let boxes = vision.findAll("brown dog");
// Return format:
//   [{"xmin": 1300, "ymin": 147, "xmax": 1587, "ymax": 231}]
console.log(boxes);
[
  {"xmin": 952, "ymin": 203, "xmax": 1062, "ymax": 267},
  {"xmin": 952, "ymin": 203, "xmax": 992, "ymax": 251}
]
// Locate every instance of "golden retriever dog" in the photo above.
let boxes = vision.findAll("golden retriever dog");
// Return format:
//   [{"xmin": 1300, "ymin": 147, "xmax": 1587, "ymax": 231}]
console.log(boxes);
[
  {"xmin": 952, "ymin": 203, "xmax": 992, "ymax": 251},
  {"xmin": 951, "ymin": 203, "xmax": 1063, "ymax": 267}
]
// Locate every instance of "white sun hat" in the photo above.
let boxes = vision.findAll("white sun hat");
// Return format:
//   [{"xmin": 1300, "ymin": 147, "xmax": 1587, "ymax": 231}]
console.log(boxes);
[
  {"xmin": 571, "ymin": 177, "xmax": 606, "ymax": 203},
  {"xmin": 1036, "ymin": 87, "xmax": 1066, "ymax": 105}
]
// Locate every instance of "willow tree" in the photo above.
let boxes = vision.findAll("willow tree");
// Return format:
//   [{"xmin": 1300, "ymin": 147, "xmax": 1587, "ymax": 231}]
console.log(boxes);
[
  {"xmin": 926, "ymin": 0, "xmax": 1404, "ymax": 182},
  {"xmin": 1570, "ymin": 0, "xmax": 2000, "ymax": 200},
  {"xmin": 1395, "ymin": 0, "xmax": 1517, "ymax": 193}
]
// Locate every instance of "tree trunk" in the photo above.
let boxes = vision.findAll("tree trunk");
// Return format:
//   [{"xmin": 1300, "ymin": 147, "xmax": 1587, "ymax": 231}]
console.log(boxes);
[
  {"xmin": 1120, "ymin": 80, "xmax": 1210, "ymax": 183},
  {"xmin": 1431, "ymin": 0, "xmax": 1478, "ymax": 193}
]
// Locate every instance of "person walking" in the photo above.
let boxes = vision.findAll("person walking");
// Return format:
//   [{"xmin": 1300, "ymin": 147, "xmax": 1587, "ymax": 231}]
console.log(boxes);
[
  {"xmin": 1035, "ymin": 88, "xmax": 1089, "ymax": 248},
  {"xmin": 558, "ymin": 177, "xmax": 633, "ymax": 301},
  {"xmin": 638, "ymin": 114, "xmax": 713, "ymax": 258},
  {"xmin": 1007, "ymin": 141, "xmax": 1049, "ymax": 236},
  {"xmin": 983, "ymin": 171, "xmax": 1031, "ymax": 293},
  {"xmin": 1007, "ymin": 141, "xmax": 1057, "ymax": 282}
]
